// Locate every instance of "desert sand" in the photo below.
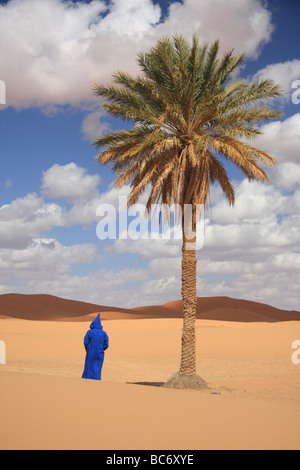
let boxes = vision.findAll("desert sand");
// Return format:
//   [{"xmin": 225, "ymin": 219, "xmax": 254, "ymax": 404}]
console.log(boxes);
[{"xmin": 0, "ymin": 294, "xmax": 300, "ymax": 450}]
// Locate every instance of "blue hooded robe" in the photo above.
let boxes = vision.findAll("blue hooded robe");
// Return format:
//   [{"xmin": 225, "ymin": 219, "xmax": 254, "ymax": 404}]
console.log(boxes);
[{"xmin": 82, "ymin": 314, "xmax": 109, "ymax": 380}]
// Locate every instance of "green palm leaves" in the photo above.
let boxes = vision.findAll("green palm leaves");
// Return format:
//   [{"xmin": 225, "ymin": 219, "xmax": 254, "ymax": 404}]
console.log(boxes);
[{"xmin": 94, "ymin": 35, "xmax": 282, "ymax": 211}]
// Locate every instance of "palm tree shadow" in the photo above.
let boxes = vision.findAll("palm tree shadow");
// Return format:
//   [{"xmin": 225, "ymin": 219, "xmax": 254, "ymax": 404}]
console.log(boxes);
[
  {"xmin": 127, "ymin": 382, "xmax": 234, "ymax": 394},
  {"xmin": 127, "ymin": 381, "xmax": 165, "ymax": 388}
]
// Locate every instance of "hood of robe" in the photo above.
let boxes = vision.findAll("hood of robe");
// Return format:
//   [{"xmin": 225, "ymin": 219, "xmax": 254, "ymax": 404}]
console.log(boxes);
[{"xmin": 90, "ymin": 314, "xmax": 103, "ymax": 330}]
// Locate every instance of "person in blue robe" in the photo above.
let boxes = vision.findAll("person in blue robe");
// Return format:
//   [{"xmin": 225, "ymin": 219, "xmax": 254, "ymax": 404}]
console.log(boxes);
[{"xmin": 82, "ymin": 314, "xmax": 109, "ymax": 380}]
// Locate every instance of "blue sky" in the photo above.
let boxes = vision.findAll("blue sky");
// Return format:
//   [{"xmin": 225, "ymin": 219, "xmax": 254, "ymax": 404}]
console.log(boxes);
[{"xmin": 0, "ymin": 0, "xmax": 299, "ymax": 309}]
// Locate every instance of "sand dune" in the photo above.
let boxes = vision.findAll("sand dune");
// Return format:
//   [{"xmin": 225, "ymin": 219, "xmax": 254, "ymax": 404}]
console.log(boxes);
[
  {"xmin": 1, "ymin": 370, "xmax": 299, "ymax": 450},
  {"xmin": 0, "ymin": 317, "xmax": 300, "ymax": 450},
  {"xmin": 1, "ymin": 293, "xmax": 299, "ymax": 449},
  {"xmin": 0, "ymin": 293, "xmax": 299, "ymax": 322}
]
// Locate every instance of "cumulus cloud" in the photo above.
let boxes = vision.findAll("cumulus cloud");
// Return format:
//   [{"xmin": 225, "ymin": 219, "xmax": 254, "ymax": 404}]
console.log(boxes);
[
  {"xmin": 41, "ymin": 162, "xmax": 101, "ymax": 203},
  {"xmin": 200, "ymin": 270, "xmax": 300, "ymax": 310},
  {"xmin": 0, "ymin": 193, "xmax": 64, "ymax": 249},
  {"xmin": 2, "ymin": 265, "xmax": 149, "ymax": 306},
  {"xmin": 156, "ymin": 0, "xmax": 273, "ymax": 58},
  {"xmin": 0, "ymin": 0, "xmax": 274, "ymax": 109},
  {"xmin": 81, "ymin": 110, "xmax": 110, "ymax": 140},
  {"xmin": 0, "ymin": 238, "xmax": 99, "ymax": 281},
  {"xmin": 252, "ymin": 114, "xmax": 300, "ymax": 192},
  {"xmin": 0, "ymin": 162, "xmax": 103, "ymax": 249},
  {"xmin": 0, "ymin": 163, "xmax": 129, "ymax": 250},
  {"xmin": 111, "ymin": 236, "xmax": 181, "ymax": 260},
  {"xmin": 65, "ymin": 183, "xmax": 131, "ymax": 226},
  {"xmin": 256, "ymin": 114, "xmax": 300, "ymax": 165},
  {"xmin": 99, "ymin": 0, "xmax": 161, "ymax": 37},
  {"xmin": 253, "ymin": 59, "xmax": 300, "ymax": 101},
  {"xmin": 0, "ymin": 0, "xmax": 107, "ymax": 107},
  {"xmin": 200, "ymin": 179, "xmax": 300, "ymax": 265},
  {"xmin": 270, "ymin": 163, "xmax": 300, "ymax": 191}
]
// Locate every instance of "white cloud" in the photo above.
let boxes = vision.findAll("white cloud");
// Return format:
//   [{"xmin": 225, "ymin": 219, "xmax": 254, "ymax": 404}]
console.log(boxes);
[
  {"xmin": 199, "ymin": 270, "xmax": 300, "ymax": 310},
  {"xmin": 253, "ymin": 59, "xmax": 300, "ymax": 101},
  {"xmin": 0, "ymin": 0, "xmax": 274, "ymax": 109},
  {"xmin": 81, "ymin": 110, "xmax": 110, "ymax": 140},
  {"xmin": 0, "ymin": 193, "xmax": 64, "ymax": 249},
  {"xmin": 41, "ymin": 162, "xmax": 101, "ymax": 203},
  {"xmin": 0, "ymin": 0, "xmax": 160, "ymax": 108},
  {"xmin": 65, "ymin": 184, "xmax": 131, "ymax": 226},
  {"xmin": 270, "ymin": 163, "xmax": 300, "ymax": 190},
  {"xmin": 255, "ymin": 114, "xmax": 300, "ymax": 166},
  {"xmin": 201, "ymin": 179, "xmax": 300, "ymax": 265},
  {"xmin": 0, "ymin": 165, "xmax": 131, "ymax": 250},
  {"xmin": 0, "ymin": 0, "xmax": 107, "ymax": 107},
  {"xmin": 2, "ymin": 265, "xmax": 149, "ymax": 306},
  {"xmin": 111, "ymin": 236, "xmax": 181, "ymax": 259},
  {"xmin": 99, "ymin": 0, "xmax": 161, "ymax": 37},
  {"xmin": 156, "ymin": 0, "xmax": 273, "ymax": 58},
  {"xmin": 43, "ymin": 266, "xmax": 148, "ymax": 305},
  {"xmin": 252, "ymin": 114, "xmax": 300, "ymax": 193},
  {"xmin": 208, "ymin": 179, "xmax": 284, "ymax": 226},
  {"xmin": 0, "ymin": 238, "xmax": 99, "ymax": 281}
]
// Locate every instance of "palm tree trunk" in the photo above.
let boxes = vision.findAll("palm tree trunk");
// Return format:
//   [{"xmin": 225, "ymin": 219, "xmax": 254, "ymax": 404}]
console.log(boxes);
[
  {"xmin": 164, "ymin": 204, "xmax": 207, "ymax": 390},
  {"xmin": 180, "ymin": 204, "xmax": 197, "ymax": 375}
]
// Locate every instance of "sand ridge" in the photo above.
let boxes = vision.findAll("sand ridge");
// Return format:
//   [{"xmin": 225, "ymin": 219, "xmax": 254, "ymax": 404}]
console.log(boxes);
[{"xmin": 0, "ymin": 293, "xmax": 299, "ymax": 322}]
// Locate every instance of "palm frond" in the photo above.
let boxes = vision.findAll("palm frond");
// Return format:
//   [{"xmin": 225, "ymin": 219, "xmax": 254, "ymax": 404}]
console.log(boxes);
[{"xmin": 94, "ymin": 35, "xmax": 283, "ymax": 220}]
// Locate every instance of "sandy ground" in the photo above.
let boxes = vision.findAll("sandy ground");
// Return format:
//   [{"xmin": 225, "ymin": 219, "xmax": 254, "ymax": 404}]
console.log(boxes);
[{"xmin": 0, "ymin": 317, "xmax": 300, "ymax": 450}]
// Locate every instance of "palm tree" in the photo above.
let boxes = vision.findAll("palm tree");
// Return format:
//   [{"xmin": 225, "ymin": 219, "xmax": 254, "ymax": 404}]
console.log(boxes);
[{"xmin": 93, "ymin": 35, "xmax": 282, "ymax": 389}]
